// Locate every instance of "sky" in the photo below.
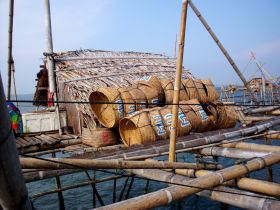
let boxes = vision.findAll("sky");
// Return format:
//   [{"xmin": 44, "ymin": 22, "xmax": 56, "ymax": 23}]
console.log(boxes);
[{"xmin": 0, "ymin": 0, "xmax": 279, "ymax": 94}]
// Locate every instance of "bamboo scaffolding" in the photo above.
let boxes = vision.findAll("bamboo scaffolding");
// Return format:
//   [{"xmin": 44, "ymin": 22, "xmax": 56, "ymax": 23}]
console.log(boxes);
[
  {"xmin": 96, "ymin": 153, "xmax": 280, "ymax": 209},
  {"xmin": 23, "ymin": 121, "xmax": 280, "ymax": 182},
  {"xmin": 198, "ymin": 147, "xmax": 272, "ymax": 159},
  {"xmin": 20, "ymin": 158, "xmax": 219, "ymax": 170},
  {"xmin": 130, "ymin": 168, "xmax": 280, "ymax": 209},
  {"xmin": 169, "ymin": 0, "xmax": 188, "ymax": 162}
]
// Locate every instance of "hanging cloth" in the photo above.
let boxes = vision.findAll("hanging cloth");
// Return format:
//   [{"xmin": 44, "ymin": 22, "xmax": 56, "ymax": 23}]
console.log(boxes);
[{"xmin": 6, "ymin": 101, "xmax": 23, "ymax": 135}]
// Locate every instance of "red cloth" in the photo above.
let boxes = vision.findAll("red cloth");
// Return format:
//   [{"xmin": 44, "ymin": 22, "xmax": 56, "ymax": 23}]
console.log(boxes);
[{"xmin": 48, "ymin": 92, "xmax": 54, "ymax": 107}]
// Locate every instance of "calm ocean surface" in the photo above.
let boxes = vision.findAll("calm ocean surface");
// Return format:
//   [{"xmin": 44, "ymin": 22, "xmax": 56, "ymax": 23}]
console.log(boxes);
[{"xmin": 16, "ymin": 94, "xmax": 279, "ymax": 210}]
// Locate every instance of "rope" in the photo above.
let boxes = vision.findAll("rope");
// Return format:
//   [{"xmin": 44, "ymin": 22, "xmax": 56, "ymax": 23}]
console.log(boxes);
[{"xmin": 7, "ymin": 99, "xmax": 280, "ymax": 107}]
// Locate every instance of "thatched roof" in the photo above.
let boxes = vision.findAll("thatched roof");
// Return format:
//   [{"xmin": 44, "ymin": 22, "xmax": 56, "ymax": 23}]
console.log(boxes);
[{"xmin": 35, "ymin": 49, "xmax": 192, "ymax": 129}]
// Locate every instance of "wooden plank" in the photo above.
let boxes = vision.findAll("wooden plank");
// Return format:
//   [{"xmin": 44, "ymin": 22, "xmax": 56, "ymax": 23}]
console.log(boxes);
[
  {"xmin": 23, "ymin": 137, "xmax": 39, "ymax": 146},
  {"xmin": 16, "ymin": 137, "xmax": 30, "ymax": 147},
  {"xmin": 48, "ymin": 133, "xmax": 72, "ymax": 140},
  {"xmin": 40, "ymin": 134, "xmax": 60, "ymax": 144},
  {"xmin": 35, "ymin": 135, "xmax": 53, "ymax": 145},
  {"xmin": 29, "ymin": 137, "xmax": 43, "ymax": 145}
]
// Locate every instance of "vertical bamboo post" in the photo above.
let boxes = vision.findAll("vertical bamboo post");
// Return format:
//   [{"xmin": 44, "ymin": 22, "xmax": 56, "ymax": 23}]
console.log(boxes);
[
  {"xmin": 7, "ymin": 0, "xmax": 14, "ymax": 100},
  {"xmin": 51, "ymin": 152, "xmax": 65, "ymax": 210},
  {"xmin": 188, "ymin": 0, "xmax": 259, "ymax": 104},
  {"xmin": 11, "ymin": 60, "xmax": 18, "ymax": 107},
  {"xmin": 44, "ymin": 0, "xmax": 62, "ymax": 135},
  {"xmin": 169, "ymin": 0, "xmax": 189, "ymax": 162},
  {"xmin": 0, "ymin": 74, "xmax": 32, "ymax": 210}
]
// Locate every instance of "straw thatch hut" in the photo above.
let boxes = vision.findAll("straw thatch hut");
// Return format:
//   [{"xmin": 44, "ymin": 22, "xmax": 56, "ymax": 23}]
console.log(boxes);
[
  {"xmin": 247, "ymin": 77, "xmax": 274, "ymax": 92},
  {"xmin": 34, "ymin": 50, "xmax": 192, "ymax": 134}
]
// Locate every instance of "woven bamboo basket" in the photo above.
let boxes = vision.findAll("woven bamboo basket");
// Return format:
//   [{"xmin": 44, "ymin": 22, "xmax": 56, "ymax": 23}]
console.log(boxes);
[
  {"xmin": 137, "ymin": 84, "xmax": 161, "ymax": 108},
  {"xmin": 149, "ymin": 107, "xmax": 169, "ymax": 140},
  {"xmin": 119, "ymin": 87, "xmax": 136, "ymax": 117},
  {"xmin": 182, "ymin": 79, "xmax": 207, "ymax": 102},
  {"xmin": 160, "ymin": 106, "xmax": 192, "ymax": 136},
  {"xmin": 136, "ymin": 75, "xmax": 164, "ymax": 99},
  {"xmin": 179, "ymin": 100, "xmax": 200, "ymax": 131},
  {"xmin": 187, "ymin": 99, "xmax": 210, "ymax": 132},
  {"xmin": 160, "ymin": 79, "xmax": 189, "ymax": 104},
  {"xmin": 201, "ymin": 79, "xmax": 219, "ymax": 102},
  {"xmin": 89, "ymin": 87, "xmax": 124, "ymax": 128},
  {"xmin": 119, "ymin": 110, "xmax": 156, "ymax": 146},
  {"xmin": 202, "ymin": 103, "xmax": 218, "ymax": 131},
  {"xmin": 82, "ymin": 127, "xmax": 118, "ymax": 147},
  {"xmin": 127, "ymin": 85, "xmax": 147, "ymax": 110},
  {"xmin": 215, "ymin": 103, "xmax": 238, "ymax": 129}
]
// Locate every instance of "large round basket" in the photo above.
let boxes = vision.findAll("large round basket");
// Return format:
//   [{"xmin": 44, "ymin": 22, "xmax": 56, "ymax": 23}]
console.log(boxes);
[
  {"xmin": 119, "ymin": 110, "xmax": 156, "ymax": 146},
  {"xmin": 137, "ymin": 84, "xmax": 162, "ymax": 108},
  {"xmin": 136, "ymin": 75, "xmax": 164, "ymax": 99},
  {"xmin": 126, "ymin": 85, "xmax": 147, "ymax": 111},
  {"xmin": 89, "ymin": 87, "xmax": 123, "ymax": 128},
  {"xmin": 160, "ymin": 79, "xmax": 189, "ymax": 104},
  {"xmin": 201, "ymin": 79, "xmax": 219, "ymax": 102},
  {"xmin": 187, "ymin": 99, "xmax": 210, "ymax": 132},
  {"xmin": 149, "ymin": 107, "xmax": 168, "ymax": 140},
  {"xmin": 215, "ymin": 103, "xmax": 238, "ymax": 129}
]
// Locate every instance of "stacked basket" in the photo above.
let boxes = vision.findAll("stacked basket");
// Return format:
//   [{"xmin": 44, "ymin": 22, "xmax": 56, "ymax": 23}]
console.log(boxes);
[{"xmin": 87, "ymin": 76, "xmax": 238, "ymax": 147}]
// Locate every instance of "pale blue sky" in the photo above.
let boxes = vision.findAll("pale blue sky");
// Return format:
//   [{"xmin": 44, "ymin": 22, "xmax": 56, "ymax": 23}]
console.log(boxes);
[{"xmin": 0, "ymin": 0, "xmax": 279, "ymax": 94}]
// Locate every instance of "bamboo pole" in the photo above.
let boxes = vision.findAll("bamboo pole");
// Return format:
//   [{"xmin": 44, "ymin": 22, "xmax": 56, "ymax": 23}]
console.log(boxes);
[
  {"xmin": 6, "ymin": 0, "xmax": 14, "ymax": 100},
  {"xmin": 222, "ymin": 142, "xmax": 280, "ymax": 153},
  {"xmin": 99, "ymin": 153, "xmax": 280, "ymax": 210},
  {"xmin": 20, "ymin": 157, "xmax": 220, "ymax": 170},
  {"xmin": 237, "ymin": 177, "xmax": 280, "ymax": 197},
  {"xmin": 188, "ymin": 0, "xmax": 259, "ymax": 104},
  {"xmin": 169, "ymin": 0, "xmax": 189, "ymax": 162},
  {"xmin": 0, "ymin": 75, "xmax": 32, "ymax": 210},
  {"xmin": 195, "ymin": 170, "xmax": 280, "ymax": 197},
  {"xmin": 44, "ymin": 0, "xmax": 62, "ymax": 135},
  {"xmin": 198, "ymin": 147, "xmax": 271, "ymax": 159},
  {"xmin": 265, "ymin": 130, "xmax": 280, "ymax": 139},
  {"xmin": 197, "ymin": 186, "xmax": 279, "ymax": 210},
  {"xmin": 244, "ymin": 106, "xmax": 280, "ymax": 114},
  {"xmin": 11, "ymin": 61, "xmax": 18, "ymax": 107},
  {"xmin": 270, "ymin": 109, "xmax": 280, "ymax": 116}
]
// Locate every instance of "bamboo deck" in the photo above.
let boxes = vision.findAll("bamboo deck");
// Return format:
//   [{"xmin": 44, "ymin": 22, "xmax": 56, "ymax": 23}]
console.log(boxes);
[{"xmin": 16, "ymin": 133, "xmax": 81, "ymax": 154}]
